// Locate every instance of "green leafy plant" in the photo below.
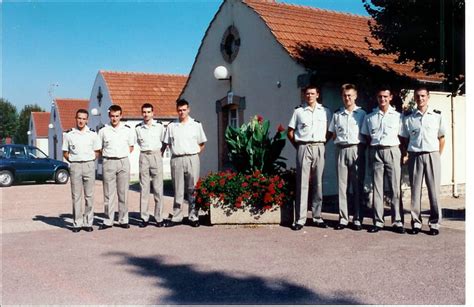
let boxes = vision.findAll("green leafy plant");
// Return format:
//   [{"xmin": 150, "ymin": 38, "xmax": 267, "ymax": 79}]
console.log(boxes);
[{"xmin": 225, "ymin": 115, "xmax": 287, "ymax": 175}]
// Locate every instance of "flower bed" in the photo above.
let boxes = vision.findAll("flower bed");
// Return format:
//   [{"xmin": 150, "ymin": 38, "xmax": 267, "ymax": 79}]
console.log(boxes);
[{"xmin": 194, "ymin": 170, "xmax": 288, "ymax": 224}]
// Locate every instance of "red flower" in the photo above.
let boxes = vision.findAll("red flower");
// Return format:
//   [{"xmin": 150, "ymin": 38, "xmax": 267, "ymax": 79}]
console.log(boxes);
[
  {"xmin": 257, "ymin": 115, "xmax": 264, "ymax": 123},
  {"xmin": 263, "ymin": 193, "xmax": 272, "ymax": 203},
  {"xmin": 241, "ymin": 182, "xmax": 248, "ymax": 188},
  {"xmin": 277, "ymin": 124, "xmax": 285, "ymax": 132},
  {"xmin": 210, "ymin": 181, "xmax": 216, "ymax": 187},
  {"xmin": 219, "ymin": 179, "xmax": 226, "ymax": 186}
]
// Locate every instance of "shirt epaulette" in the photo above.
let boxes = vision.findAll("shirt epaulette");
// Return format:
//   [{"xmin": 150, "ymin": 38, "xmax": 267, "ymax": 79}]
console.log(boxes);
[
  {"xmin": 434, "ymin": 109, "xmax": 441, "ymax": 114},
  {"xmin": 98, "ymin": 125, "xmax": 105, "ymax": 130},
  {"xmin": 135, "ymin": 123, "xmax": 143, "ymax": 127},
  {"xmin": 156, "ymin": 120, "xmax": 163, "ymax": 125},
  {"xmin": 334, "ymin": 107, "xmax": 344, "ymax": 113},
  {"xmin": 124, "ymin": 124, "xmax": 131, "ymax": 128},
  {"xmin": 89, "ymin": 128, "xmax": 95, "ymax": 132},
  {"xmin": 65, "ymin": 128, "xmax": 73, "ymax": 133},
  {"xmin": 194, "ymin": 120, "xmax": 201, "ymax": 123},
  {"xmin": 295, "ymin": 104, "xmax": 303, "ymax": 109}
]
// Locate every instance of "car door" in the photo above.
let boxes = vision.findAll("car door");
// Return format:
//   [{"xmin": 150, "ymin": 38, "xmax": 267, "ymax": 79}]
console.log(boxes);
[
  {"xmin": 8, "ymin": 146, "xmax": 33, "ymax": 181},
  {"xmin": 26, "ymin": 146, "xmax": 55, "ymax": 181}
]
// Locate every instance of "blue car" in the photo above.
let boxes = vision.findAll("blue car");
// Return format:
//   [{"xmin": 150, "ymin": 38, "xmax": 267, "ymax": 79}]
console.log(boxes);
[{"xmin": 0, "ymin": 144, "xmax": 70, "ymax": 187}]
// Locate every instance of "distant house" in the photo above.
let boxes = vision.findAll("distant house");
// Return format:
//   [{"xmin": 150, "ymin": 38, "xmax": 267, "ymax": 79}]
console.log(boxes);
[
  {"xmin": 180, "ymin": 0, "xmax": 465, "ymax": 195},
  {"xmin": 28, "ymin": 111, "xmax": 51, "ymax": 155},
  {"xmin": 87, "ymin": 70, "xmax": 188, "ymax": 180},
  {"xmin": 48, "ymin": 98, "xmax": 89, "ymax": 160}
]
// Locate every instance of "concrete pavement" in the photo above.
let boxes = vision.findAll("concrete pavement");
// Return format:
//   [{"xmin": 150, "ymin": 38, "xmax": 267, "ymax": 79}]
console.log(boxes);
[{"xmin": 0, "ymin": 181, "xmax": 466, "ymax": 304}]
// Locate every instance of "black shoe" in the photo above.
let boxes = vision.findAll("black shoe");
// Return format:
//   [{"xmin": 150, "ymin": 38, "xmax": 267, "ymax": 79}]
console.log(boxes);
[
  {"xmin": 156, "ymin": 221, "xmax": 165, "ymax": 228},
  {"xmin": 393, "ymin": 226, "xmax": 405, "ymax": 234},
  {"xmin": 314, "ymin": 221, "xmax": 328, "ymax": 228},
  {"xmin": 82, "ymin": 226, "xmax": 93, "ymax": 232},
  {"xmin": 99, "ymin": 224, "xmax": 112, "ymax": 230},
  {"xmin": 138, "ymin": 221, "xmax": 148, "ymax": 228},
  {"xmin": 368, "ymin": 226, "xmax": 382, "ymax": 233},
  {"xmin": 292, "ymin": 224, "xmax": 303, "ymax": 231},
  {"xmin": 189, "ymin": 220, "xmax": 200, "ymax": 228},
  {"xmin": 334, "ymin": 224, "xmax": 346, "ymax": 230},
  {"xmin": 352, "ymin": 224, "xmax": 362, "ymax": 231},
  {"xmin": 117, "ymin": 224, "xmax": 130, "ymax": 229},
  {"xmin": 410, "ymin": 228, "xmax": 421, "ymax": 235},
  {"xmin": 71, "ymin": 227, "xmax": 81, "ymax": 233},
  {"xmin": 164, "ymin": 220, "xmax": 178, "ymax": 228},
  {"xmin": 428, "ymin": 228, "xmax": 439, "ymax": 236}
]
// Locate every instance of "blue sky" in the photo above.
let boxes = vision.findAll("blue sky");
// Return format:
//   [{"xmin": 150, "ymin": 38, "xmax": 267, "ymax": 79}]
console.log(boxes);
[{"xmin": 2, "ymin": 0, "xmax": 368, "ymax": 112}]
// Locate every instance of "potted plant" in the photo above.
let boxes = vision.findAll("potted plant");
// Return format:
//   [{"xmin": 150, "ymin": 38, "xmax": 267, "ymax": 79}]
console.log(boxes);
[{"xmin": 194, "ymin": 115, "xmax": 293, "ymax": 224}]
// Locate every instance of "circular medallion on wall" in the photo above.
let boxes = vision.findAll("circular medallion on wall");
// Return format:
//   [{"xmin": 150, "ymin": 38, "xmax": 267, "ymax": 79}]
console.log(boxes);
[{"xmin": 220, "ymin": 25, "xmax": 240, "ymax": 63}]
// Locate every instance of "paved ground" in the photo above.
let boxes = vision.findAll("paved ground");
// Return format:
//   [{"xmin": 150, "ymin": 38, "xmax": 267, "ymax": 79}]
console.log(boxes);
[{"xmin": 0, "ymin": 181, "xmax": 466, "ymax": 304}]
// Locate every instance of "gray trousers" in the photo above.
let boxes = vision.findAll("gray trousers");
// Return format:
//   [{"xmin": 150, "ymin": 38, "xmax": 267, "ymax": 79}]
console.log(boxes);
[
  {"xmin": 70, "ymin": 161, "xmax": 95, "ymax": 228},
  {"xmin": 336, "ymin": 144, "xmax": 366, "ymax": 226},
  {"xmin": 171, "ymin": 154, "xmax": 200, "ymax": 222},
  {"xmin": 371, "ymin": 146, "xmax": 403, "ymax": 228},
  {"xmin": 408, "ymin": 151, "xmax": 442, "ymax": 230},
  {"xmin": 102, "ymin": 157, "xmax": 130, "ymax": 226},
  {"xmin": 295, "ymin": 143, "xmax": 325, "ymax": 226},
  {"xmin": 139, "ymin": 151, "xmax": 164, "ymax": 222}
]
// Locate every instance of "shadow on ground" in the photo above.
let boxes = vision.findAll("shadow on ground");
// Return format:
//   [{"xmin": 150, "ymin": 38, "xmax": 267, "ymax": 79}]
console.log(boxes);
[{"xmin": 106, "ymin": 252, "xmax": 360, "ymax": 304}]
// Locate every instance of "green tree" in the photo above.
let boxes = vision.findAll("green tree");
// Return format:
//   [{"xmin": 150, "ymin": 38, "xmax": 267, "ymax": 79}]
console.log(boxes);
[
  {"xmin": 363, "ymin": 0, "xmax": 465, "ymax": 95},
  {"xmin": 15, "ymin": 104, "xmax": 44, "ymax": 144},
  {"xmin": 0, "ymin": 98, "xmax": 18, "ymax": 142}
]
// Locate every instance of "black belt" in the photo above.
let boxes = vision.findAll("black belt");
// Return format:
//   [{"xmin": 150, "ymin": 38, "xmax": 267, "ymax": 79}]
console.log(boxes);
[
  {"xmin": 172, "ymin": 153, "xmax": 198, "ymax": 158},
  {"xmin": 408, "ymin": 151, "xmax": 434, "ymax": 155},
  {"xmin": 103, "ymin": 157, "xmax": 126, "ymax": 160},
  {"xmin": 70, "ymin": 160, "xmax": 94, "ymax": 163},
  {"xmin": 371, "ymin": 145, "xmax": 396, "ymax": 150},
  {"xmin": 337, "ymin": 143, "xmax": 359, "ymax": 149},
  {"xmin": 140, "ymin": 150, "xmax": 160, "ymax": 155}
]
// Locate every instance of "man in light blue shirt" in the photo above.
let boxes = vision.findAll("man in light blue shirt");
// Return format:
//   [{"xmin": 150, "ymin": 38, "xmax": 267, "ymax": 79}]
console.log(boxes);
[
  {"xmin": 288, "ymin": 84, "xmax": 332, "ymax": 231},
  {"xmin": 329, "ymin": 84, "xmax": 367, "ymax": 231},
  {"xmin": 361, "ymin": 86, "xmax": 404, "ymax": 234},
  {"xmin": 400, "ymin": 87, "xmax": 446, "ymax": 235}
]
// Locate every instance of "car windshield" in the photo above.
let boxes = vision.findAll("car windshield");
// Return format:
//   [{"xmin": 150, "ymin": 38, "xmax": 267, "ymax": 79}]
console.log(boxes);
[{"xmin": 26, "ymin": 147, "xmax": 48, "ymax": 159}]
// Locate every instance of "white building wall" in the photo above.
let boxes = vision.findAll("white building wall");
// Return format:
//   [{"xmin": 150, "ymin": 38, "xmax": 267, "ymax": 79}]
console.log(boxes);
[
  {"xmin": 28, "ymin": 117, "xmax": 35, "ymax": 146},
  {"xmin": 48, "ymin": 104, "xmax": 64, "ymax": 161},
  {"xmin": 36, "ymin": 138, "xmax": 49, "ymax": 156}
]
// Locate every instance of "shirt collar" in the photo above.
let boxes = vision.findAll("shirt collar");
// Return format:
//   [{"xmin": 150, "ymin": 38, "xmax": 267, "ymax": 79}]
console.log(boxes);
[
  {"xmin": 342, "ymin": 105, "xmax": 361, "ymax": 115},
  {"xmin": 73, "ymin": 126, "xmax": 90, "ymax": 133},
  {"xmin": 377, "ymin": 105, "xmax": 396, "ymax": 115},
  {"xmin": 304, "ymin": 102, "xmax": 321, "ymax": 110}
]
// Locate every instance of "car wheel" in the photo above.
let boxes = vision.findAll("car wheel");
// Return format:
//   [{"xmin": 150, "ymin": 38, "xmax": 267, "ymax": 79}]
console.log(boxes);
[
  {"xmin": 0, "ymin": 170, "xmax": 14, "ymax": 187},
  {"xmin": 55, "ymin": 169, "xmax": 69, "ymax": 184}
]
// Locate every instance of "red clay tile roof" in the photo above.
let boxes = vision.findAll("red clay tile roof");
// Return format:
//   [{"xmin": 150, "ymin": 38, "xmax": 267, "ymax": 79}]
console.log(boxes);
[
  {"xmin": 55, "ymin": 98, "xmax": 89, "ymax": 130},
  {"xmin": 100, "ymin": 71, "xmax": 188, "ymax": 118},
  {"xmin": 243, "ymin": 0, "xmax": 441, "ymax": 82},
  {"xmin": 31, "ymin": 112, "xmax": 51, "ymax": 137}
]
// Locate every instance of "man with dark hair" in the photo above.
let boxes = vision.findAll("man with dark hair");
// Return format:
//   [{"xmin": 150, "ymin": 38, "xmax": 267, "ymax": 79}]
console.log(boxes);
[
  {"xmin": 98, "ymin": 104, "xmax": 135, "ymax": 230},
  {"xmin": 135, "ymin": 103, "xmax": 167, "ymax": 228},
  {"xmin": 287, "ymin": 85, "xmax": 332, "ymax": 231},
  {"xmin": 63, "ymin": 108, "xmax": 101, "ymax": 232},
  {"xmin": 163, "ymin": 98, "xmax": 207, "ymax": 227},
  {"xmin": 400, "ymin": 87, "xmax": 446, "ymax": 235},
  {"xmin": 329, "ymin": 84, "xmax": 367, "ymax": 231},
  {"xmin": 361, "ymin": 87, "xmax": 405, "ymax": 234}
]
